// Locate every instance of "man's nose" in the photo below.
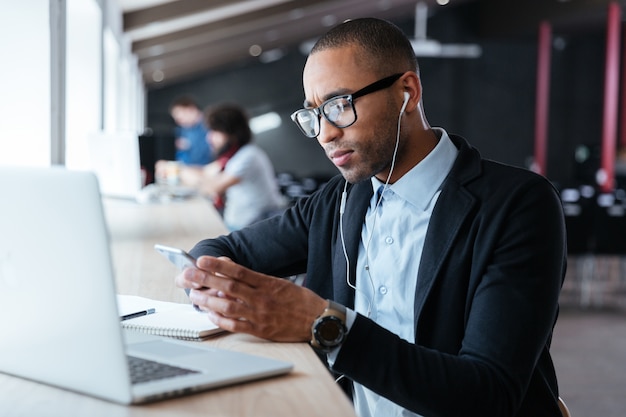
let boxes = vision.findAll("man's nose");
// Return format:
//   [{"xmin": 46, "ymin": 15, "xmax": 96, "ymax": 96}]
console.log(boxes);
[{"xmin": 316, "ymin": 118, "xmax": 341, "ymax": 144}]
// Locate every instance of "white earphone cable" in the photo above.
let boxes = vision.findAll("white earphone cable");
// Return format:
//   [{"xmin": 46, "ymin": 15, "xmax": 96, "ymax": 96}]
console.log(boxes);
[{"xmin": 339, "ymin": 100, "xmax": 405, "ymax": 317}]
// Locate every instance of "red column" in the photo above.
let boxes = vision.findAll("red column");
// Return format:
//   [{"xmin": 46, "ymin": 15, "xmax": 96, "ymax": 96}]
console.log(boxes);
[
  {"xmin": 620, "ymin": 26, "xmax": 626, "ymax": 149},
  {"xmin": 533, "ymin": 21, "xmax": 551, "ymax": 177},
  {"xmin": 599, "ymin": 2, "xmax": 621, "ymax": 192}
]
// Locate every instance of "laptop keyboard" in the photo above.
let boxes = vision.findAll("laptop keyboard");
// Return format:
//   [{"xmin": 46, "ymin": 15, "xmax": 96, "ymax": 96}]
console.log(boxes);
[{"xmin": 127, "ymin": 355, "xmax": 200, "ymax": 384}]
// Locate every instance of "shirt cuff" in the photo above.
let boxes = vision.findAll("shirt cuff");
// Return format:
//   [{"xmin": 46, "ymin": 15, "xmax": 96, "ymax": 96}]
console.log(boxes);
[{"xmin": 326, "ymin": 307, "xmax": 356, "ymax": 366}]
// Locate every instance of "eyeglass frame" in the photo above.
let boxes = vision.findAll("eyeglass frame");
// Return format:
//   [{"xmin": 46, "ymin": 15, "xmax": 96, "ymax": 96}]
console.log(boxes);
[{"xmin": 290, "ymin": 73, "xmax": 404, "ymax": 138}]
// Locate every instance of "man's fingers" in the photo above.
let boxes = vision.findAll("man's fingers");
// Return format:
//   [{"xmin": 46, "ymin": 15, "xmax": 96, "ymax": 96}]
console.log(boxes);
[
  {"xmin": 206, "ymin": 310, "xmax": 254, "ymax": 334},
  {"xmin": 196, "ymin": 256, "xmax": 259, "ymax": 287},
  {"xmin": 175, "ymin": 267, "xmax": 208, "ymax": 289},
  {"xmin": 190, "ymin": 289, "xmax": 249, "ymax": 320}
]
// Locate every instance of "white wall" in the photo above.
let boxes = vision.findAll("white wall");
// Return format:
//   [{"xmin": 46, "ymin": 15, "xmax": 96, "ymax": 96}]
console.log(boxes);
[
  {"xmin": 0, "ymin": 0, "xmax": 145, "ymax": 168},
  {"xmin": 0, "ymin": 1, "xmax": 51, "ymax": 166},
  {"xmin": 65, "ymin": 0, "xmax": 102, "ymax": 169}
]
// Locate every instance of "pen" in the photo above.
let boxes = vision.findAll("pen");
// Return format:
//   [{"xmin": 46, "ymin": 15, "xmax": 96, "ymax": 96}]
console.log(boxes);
[{"xmin": 120, "ymin": 308, "xmax": 156, "ymax": 321}]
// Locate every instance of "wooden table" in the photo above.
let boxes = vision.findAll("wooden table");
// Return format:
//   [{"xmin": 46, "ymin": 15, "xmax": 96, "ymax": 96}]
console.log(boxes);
[
  {"xmin": 0, "ymin": 197, "xmax": 357, "ymax": 417},
  {"xmin": 103, "ymin": 196, "xmax": 228, "ymax": 304}
]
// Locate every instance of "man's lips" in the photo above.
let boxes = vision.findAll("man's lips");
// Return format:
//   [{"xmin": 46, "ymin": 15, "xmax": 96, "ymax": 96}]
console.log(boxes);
[{"xmin": 329, "ymin": 149, "xmax": 353, "ymax": 167}]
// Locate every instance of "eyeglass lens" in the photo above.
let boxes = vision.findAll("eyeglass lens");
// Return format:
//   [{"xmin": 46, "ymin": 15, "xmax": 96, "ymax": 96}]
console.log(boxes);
[
  {"xmin": 293, "ymin": 111, "xmax": 317, "ymax": 137},
  {"xmin": 293, "ymin": 96, "xmax": 355, "ymax": 138}
]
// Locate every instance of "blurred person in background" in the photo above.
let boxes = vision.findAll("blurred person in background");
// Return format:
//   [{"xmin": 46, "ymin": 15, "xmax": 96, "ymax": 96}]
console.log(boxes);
[
  {"xmin": 155, "ymin": 96, "xmax": 213, "ymax": 182},
  {"xmin": 179, "ymin": 103, "xmax": 286, "ymax": 231}
]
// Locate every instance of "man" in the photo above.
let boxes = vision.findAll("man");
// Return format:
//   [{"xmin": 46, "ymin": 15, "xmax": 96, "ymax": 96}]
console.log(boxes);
[
  {"xmin": 169, "ymin": 96, "xmax": 213, "ymax": 166},
  {"xmin": 176, "ymin": 18, "xmax": 566, "ymax": 417},
  {"xmin": 155, "ymin": 96, "xmax": 213, "ymax": 181}
]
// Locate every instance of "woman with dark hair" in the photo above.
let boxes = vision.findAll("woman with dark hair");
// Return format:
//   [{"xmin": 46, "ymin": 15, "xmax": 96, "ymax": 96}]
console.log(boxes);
[{"xmin": 179, "ymin": 103, "xmax": 286, "ymax": 231}]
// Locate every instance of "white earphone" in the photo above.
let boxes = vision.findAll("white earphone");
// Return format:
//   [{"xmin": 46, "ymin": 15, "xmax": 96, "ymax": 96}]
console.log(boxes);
[{"xmin": 400, "ymin": 91, "xmax": 410, "ymax": 115}]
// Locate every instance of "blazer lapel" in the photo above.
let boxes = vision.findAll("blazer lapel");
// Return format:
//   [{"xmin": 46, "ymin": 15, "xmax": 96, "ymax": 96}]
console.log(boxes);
[
  {"xmin": 413, "ymin": 135, "xmax": 481, "ymax": 324},
  {"xmin": 332, "ymin": 181, "xmax": 373, "ymax": 308},
  {"xmin": 413, "ymin": 181, "xmax": 474, "ymax": 324}
]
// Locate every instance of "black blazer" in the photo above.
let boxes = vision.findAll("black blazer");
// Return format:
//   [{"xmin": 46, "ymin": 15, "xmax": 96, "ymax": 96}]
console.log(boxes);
[{"xmin": 190, "ymin": 135, "xmax": 567, "ymax": 417}]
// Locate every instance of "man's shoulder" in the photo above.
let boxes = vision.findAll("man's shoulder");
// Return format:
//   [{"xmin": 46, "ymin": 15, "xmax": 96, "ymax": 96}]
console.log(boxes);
[
  {"xmin": 480, "ymin": 159, "xmax": 550, "ymax": 186},
  {"xmin": 447, "ymin": 138, "xmax": 558, "ymax": 202},
  {"xmin": 448, "ymin": 134, "xmax": 551, "ymax": 188},
  {"xmin": 461, "ymin": 159, "xmax": 559, "ymax": 212}
]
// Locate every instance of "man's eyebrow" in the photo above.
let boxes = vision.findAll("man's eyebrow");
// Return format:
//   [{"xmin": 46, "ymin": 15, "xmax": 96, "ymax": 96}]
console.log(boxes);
[{"xmin": 303, "ymin": 88, "xmax": 352, "ymax": 109}]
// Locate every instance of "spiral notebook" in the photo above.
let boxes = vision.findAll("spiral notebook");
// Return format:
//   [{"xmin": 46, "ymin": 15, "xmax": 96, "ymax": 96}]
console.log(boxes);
[{"xmin": 118, "ymin": 295, "xmax": 225, "ymax": 340}]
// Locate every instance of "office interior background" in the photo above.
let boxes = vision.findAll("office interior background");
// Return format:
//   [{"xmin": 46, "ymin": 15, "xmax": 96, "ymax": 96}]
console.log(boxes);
[
  {"xmin": 2, "ymin": 1, "xmax": 626, "ymax": 415},
  {"xmin": 1, "ymin": 0, "xmax": 619, "ymax": 185},
  {"xmin": 146, "ymin": 1, "xmax": 612, "ymax": 186}
]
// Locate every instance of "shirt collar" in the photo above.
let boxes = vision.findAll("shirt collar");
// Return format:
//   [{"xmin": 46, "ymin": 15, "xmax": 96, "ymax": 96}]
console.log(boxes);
[{"xmin": 370, "ymin": 128, "xmax": 458, "ymax": 211}]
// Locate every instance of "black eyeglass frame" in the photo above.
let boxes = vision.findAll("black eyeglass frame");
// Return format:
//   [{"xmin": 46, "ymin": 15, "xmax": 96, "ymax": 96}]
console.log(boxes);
[{"xmin": 290, "ymin": 73, "xmax": 404, "ymax": 138}]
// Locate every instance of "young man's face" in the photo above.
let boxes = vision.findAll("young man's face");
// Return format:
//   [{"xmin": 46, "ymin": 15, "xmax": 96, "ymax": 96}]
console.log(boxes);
[
  {"xmin": 302, "ymin": 46, "xmax": 401, "ymax": 184},
  {"xmin": 171, "ymin": 106, "xmax": 200, "ymax": 128}
]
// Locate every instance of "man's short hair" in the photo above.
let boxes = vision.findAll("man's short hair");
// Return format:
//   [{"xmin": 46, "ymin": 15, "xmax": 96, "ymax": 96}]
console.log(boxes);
[
  {"xmin": 169, "ymin": 95, "xmax": 200, "ymax": 113},
  {"xmin": 310, "ymin": 18, "xmax": 418, "ymax": 77}
]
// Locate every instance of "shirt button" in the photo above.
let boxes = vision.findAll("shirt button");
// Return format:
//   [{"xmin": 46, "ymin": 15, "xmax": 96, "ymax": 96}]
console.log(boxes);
[
  {"xmin": 379, "ymin": 286, "xmax": 388, "ymax": 295},
  {"xmin": 385, "ymin": 236, "xmax": 394, "ymax": 244}
]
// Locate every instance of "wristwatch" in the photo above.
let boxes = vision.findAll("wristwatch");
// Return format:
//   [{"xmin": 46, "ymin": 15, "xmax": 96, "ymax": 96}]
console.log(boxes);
[{"xmin": 310, "ymin": 300, "xmax": 347, "ymax": 353}]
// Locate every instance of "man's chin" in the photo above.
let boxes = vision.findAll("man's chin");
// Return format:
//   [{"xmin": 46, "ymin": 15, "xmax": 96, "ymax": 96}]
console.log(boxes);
[{"xmin": 339, "ymin": 169, "xmax": 371, "ymax": 185}]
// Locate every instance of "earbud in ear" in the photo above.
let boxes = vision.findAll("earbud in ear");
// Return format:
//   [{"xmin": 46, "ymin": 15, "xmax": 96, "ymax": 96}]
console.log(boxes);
[{"xmin": 400, "ymin": 92, "xmax": 410, "ymax": 114}]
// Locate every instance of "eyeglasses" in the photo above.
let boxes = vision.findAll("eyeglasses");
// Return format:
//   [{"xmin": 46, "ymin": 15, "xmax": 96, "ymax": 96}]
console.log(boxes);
[{"xmin": 290, "ymin": 73, "xmax": 403, "ymax": 138}]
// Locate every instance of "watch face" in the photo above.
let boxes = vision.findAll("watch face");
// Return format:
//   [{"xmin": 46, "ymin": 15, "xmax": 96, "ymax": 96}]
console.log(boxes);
[{"xmin": 315, "ymin": 316, "xmax": 345, "ymax": 346}]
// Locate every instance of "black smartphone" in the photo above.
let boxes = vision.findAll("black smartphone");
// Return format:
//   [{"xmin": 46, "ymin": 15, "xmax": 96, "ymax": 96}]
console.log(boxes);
[{"xmin": 154, "ymin": 244, "xmax": 197, "ymax": 270}]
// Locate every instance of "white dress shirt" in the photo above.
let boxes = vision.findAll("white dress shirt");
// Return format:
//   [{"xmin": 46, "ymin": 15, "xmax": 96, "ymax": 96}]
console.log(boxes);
[{"xmin": 330, "ymin": 128, "xmax": 458, "ymax": 417}]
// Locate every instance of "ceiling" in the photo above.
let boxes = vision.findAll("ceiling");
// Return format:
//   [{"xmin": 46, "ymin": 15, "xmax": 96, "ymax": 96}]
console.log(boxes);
[{"xmin": 118, "ymin": 0, "xmax": 621, "ymax": 89}]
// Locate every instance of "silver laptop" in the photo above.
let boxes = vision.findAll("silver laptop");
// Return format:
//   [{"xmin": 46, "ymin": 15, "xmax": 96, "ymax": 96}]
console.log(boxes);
[{"xmin": 0, "ymin": 166, "xmax": 292, "ymax": 404}]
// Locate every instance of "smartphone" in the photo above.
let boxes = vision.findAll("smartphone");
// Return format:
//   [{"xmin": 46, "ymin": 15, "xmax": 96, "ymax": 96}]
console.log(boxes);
[
  {"xmin": 154, "ymin": 244, "xmax": 204, "ymax": 310},
  {"xmin": 154, "ymin": 244, "xmax": 197, "ymax": 270}
]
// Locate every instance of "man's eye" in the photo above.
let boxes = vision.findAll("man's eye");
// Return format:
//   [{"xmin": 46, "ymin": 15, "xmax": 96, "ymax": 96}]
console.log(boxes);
[{"xmin": 326, "ymin": 100, "xmax": 350, "ymax": 121}]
